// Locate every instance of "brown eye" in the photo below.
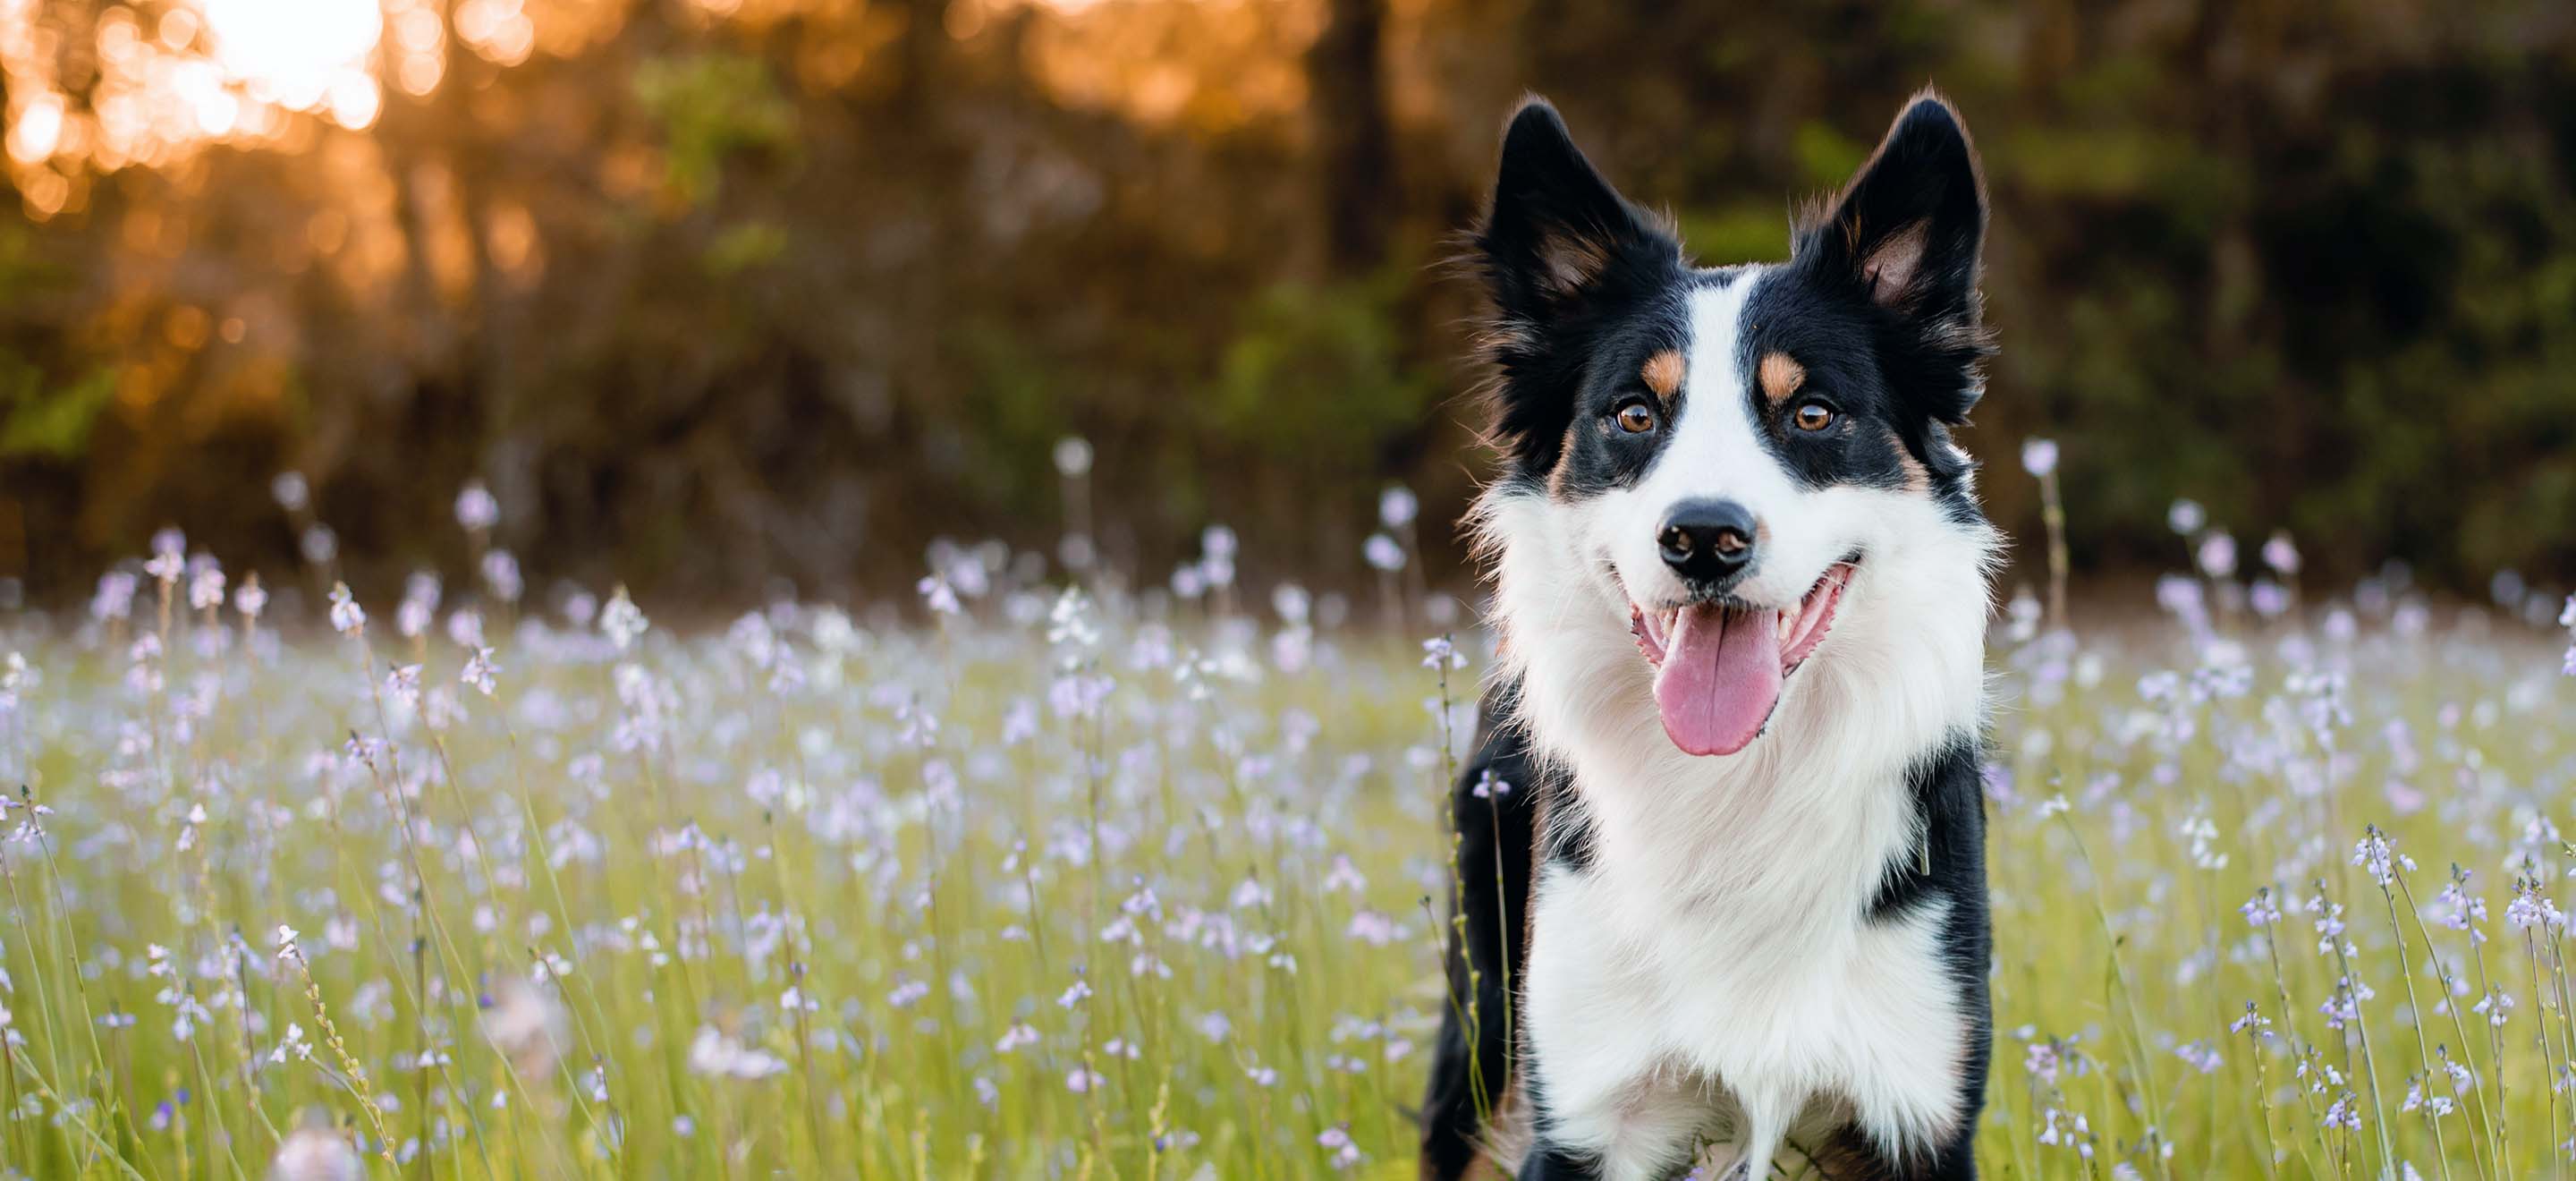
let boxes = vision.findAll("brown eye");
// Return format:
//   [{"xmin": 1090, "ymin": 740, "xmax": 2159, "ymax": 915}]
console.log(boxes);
[
  {"xmin": 1614, "ymin": 402, "xmax": 1658, "ymax": 434},
  {"xmin": 1792, "ymin": 401, "xmax": 1836, "ymax": 432}
]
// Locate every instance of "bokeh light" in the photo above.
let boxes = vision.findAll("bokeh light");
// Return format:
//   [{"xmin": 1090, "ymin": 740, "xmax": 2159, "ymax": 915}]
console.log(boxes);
[
  {"xmin": 0, "ymin": 0, "xmax": 397, "ymax": 219},
  {"xmin": 201, "ymin": 0, "xmax": 381, "ymax": 115}
]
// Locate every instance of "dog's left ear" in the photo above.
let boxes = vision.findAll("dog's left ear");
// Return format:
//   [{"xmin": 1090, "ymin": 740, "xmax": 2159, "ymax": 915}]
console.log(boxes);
[{"xmin": 1798, "ymin": 90, "xmax": 1991, "ymax": 422}]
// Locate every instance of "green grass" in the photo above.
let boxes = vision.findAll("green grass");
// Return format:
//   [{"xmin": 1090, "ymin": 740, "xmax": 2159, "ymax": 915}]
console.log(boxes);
[{"xmin": 2, "ymin": 574, "xmax": 2573, "ymax": 1179}]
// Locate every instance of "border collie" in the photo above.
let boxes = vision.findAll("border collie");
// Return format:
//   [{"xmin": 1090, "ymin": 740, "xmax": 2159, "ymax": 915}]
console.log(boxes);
[{"xmin": 1421, "ymin": 91, "xmax": 1999, "ymax": 1181}]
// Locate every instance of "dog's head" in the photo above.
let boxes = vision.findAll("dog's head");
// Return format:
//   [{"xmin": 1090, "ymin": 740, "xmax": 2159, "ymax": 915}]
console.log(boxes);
[{"xmin": 1469, "ymin": 92, "xmax": 1996, "ymax": 759}]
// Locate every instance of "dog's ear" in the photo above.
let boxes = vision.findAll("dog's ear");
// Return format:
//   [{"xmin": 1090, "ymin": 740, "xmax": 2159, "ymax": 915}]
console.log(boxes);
[
  {"xmin": 1797, "ymin": 90, "xmax": 1991, "ymax": 422},
  {"xmin": 1473, "ymin": 98, "xmax": 1680, "ymax": 327},
  {"xmin": 1469, "ymin": 99, "xmax": 1683, "ymax": 472}
]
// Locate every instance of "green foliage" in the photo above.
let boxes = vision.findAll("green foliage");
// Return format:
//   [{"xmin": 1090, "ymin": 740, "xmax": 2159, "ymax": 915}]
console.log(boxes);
[
  {"xmin": 633, "ymin": 52, "xmax": 799, "ymax": 207},
  {"xmin": 4, "ymin": 0, "xmax": 2575, "ymax": 596},
  {"xmin": 1676, "ymin": 205, "xmax": 1793, "ymax": 266},
  {"xmin": 702, "ymin": 219, "xmax": 789, "ymax": 276},
  {"xmin": 950, "ymin": 315, "xmax": 1085, "ymax": 507},
  {"xmin": 1791, "ymin": 119, "xmax": 1867, "ymax": 191},
  {"xmin": 0, "ymin": 222, "xmax": 108, "ymax": 463},
  {"xmin": 0, "ymin": 360, "xmax": 113, "ymax": 460},
  {"xmin": 1208, "ymin": 270, "xmax": 1436, "ymax": 468}
]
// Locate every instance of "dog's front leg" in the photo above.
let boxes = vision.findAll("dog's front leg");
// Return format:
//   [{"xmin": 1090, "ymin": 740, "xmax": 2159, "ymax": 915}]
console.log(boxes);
[
  {"xmin": 1514, "ymin": 1141, "xmax": 1605, "ymax": 1181},
  {"xmin": 1517, "ymin": 1087, "xmax": 1702, "ymax": 1181},
  {"xmin": 1515, "ymin": 1030, "xmax": 1699, "ymax": 1179},
  {"xmin": 1521, "ymin": 867, "xmax": 1708, "ymax": 1181}
]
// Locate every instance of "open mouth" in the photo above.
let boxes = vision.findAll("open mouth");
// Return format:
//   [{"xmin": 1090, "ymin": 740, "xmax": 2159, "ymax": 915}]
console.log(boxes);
[{"xmin": 1625, "ymin": 559, "xmax": 1858, "ymax": 757}]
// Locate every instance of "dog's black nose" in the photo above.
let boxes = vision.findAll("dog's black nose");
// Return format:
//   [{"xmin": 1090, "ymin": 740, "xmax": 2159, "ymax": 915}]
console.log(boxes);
[{"xmin": 1658, "ymin": 499, "xmax": 1758, "ymax": 583}]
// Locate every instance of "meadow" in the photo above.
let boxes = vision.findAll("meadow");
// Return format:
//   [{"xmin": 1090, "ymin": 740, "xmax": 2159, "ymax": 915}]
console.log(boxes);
[{"xmin": 3, "ymin": 482, "xmax": 2575, "ymax": 1180}]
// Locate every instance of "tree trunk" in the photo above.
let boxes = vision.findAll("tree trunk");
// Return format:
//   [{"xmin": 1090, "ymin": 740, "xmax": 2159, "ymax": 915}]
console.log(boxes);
[{"xmin": 1308, "ymin": 0, "xmax": 1394, "ymax": 273}]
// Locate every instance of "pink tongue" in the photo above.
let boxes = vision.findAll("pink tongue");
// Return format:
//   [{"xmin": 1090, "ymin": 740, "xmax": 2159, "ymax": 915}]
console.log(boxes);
[{"xmin": 1652, "ymin": 603, "xmax": 1784, "ymax": 756}]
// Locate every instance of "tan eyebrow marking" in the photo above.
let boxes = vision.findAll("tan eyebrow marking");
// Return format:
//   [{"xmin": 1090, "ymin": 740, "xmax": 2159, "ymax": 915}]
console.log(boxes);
[
  {"xmin": 1546, "ymin": 421, "xmax": 1580, "ymax": 497},
  {"xmin": 1640, "ymin": 349, "xmax": 1684, "ymax": 406},
  {"xmin": 1758, "ymin": 352, "xmax": 1805, "ymax": 406}
]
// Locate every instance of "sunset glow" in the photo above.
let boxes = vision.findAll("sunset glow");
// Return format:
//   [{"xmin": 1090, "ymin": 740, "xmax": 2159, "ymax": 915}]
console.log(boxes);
[
  {"xmin": 201, "ymin": 0, "xmax": 382, "ymax": 115},
  {"xmin": 0, "ymin": 0, "xmax": 397, "ymax": 219},
  {"xmin": 0, "ymin": 0, "xmax": 1309, "ymax": 223}
]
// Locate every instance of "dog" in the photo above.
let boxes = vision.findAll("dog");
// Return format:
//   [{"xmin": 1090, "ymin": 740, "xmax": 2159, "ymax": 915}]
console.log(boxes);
[{"xmin": 1420, "ymin": 90, "xmax": 2000, "ymax": 1181}]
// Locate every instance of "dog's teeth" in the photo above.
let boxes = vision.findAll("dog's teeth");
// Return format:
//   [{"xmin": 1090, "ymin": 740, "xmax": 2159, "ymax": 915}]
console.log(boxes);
[{"xmin": 1777, "ymin": 610, "xmax": 1793, "ymax": 641}]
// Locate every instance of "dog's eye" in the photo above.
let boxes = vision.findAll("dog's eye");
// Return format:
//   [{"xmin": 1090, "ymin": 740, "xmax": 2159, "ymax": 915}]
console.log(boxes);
[
  {"xmin": 1614, "ymin": 401, "xmax": 1658, "ymax": 434},
  {"xmin": 1792, "ymin": 401, "xmax": 1836, "ymax": 432}
]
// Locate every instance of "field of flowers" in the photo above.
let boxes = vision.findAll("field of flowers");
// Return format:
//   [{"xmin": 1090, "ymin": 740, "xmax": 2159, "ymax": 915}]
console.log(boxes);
[{"xmin": 3, "ymin": 479, "xmax": 2575, "ymax": 1179}]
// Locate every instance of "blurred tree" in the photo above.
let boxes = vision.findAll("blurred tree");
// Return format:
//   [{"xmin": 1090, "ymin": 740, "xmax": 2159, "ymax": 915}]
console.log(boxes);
[
  {"xmin": 0, "ymin": 0, "xmax": 2567, "ymax": 607},
  {"xmin": 1309, "ymin": 0, "xmax": 1392, "ymax": 271}
]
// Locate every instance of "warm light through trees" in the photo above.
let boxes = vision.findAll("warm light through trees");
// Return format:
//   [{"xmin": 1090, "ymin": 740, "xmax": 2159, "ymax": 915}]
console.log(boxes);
[{"xmin": 0, "ymin": 1, "xmax": 2568, "ymax": 607}]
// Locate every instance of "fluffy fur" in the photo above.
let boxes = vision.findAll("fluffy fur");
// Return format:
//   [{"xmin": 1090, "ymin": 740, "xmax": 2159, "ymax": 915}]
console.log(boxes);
[{"xmin": 1422, "ymin": 91, "xmax": 2003, "ymax": 1181}]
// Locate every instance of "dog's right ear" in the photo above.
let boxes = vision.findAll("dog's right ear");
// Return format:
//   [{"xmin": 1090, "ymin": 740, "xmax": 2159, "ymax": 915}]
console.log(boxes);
[{"xmin": 1472, "ymin": 98, "xmax": 1680, "ymax": 327}]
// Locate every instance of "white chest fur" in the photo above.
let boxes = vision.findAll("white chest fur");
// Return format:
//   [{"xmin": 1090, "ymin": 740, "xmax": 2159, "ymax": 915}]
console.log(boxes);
[
  {"xmin": 1508, "ymin": 658, "xmax": 1986, "ymax": 1181},
  {"xmin": 1521, "ymin": 845, "xmax": 1969, "ymax": 1180}
]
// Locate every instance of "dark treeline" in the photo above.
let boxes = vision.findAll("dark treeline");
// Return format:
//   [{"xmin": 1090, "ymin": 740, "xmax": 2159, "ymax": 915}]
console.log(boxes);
[{"xmin": 2, "ymin": 0, "xmax": 2572, "ymax": 605}]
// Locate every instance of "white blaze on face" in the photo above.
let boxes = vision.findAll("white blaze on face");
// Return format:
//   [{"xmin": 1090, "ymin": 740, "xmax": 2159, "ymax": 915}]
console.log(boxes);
[
  {"xmin": 1603, "ymin": 270, "xmax": 1856, "ymax": 609},
  {"xmin": 1584, "ymin": 271, "xmax": 1884, "ymax": 756}
]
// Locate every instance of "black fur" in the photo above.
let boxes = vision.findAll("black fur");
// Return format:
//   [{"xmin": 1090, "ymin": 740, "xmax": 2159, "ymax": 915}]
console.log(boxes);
[
  {"xmin": 1420, "ymin": 680, "xmax": 1546, "ymax": 1178},
  {"xmin": 1749, "ymin": 93, "xmax": 1994, "ymax": 512},
  {"xmin": 1792, "ymin": 97, "xmax": 1993, "ymax": 430},
  {"xmin": 1470, "ymin": 98, "xmax": 1690, "ymax": 484},
  {"xmin": 1515, "ymin": 1141, "xmax": 1605, "ymax": 1180}
]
